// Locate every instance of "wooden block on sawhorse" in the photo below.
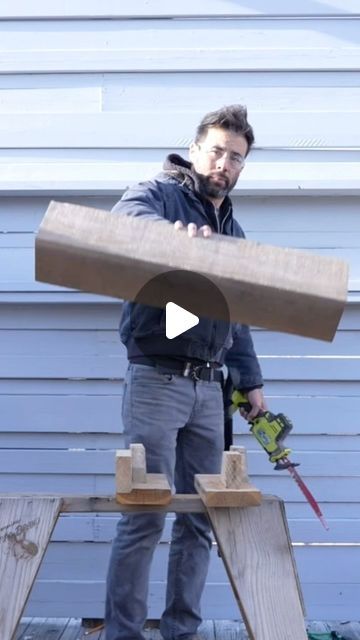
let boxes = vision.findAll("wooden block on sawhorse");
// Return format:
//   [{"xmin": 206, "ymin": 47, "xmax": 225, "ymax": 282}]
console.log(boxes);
[
  {"xmin": 195, "ymin": 448, "xmax": 262, "ymax": 507},
  {"xmin": 207, "ymin": 497, "xmax": 308, "ymax": 640},
  {"xmin": 116, "ymin": 443, "xmax": 172, "ymax": 505},
  {"xmin": 0, "ymin": 496, "xmax": 62, "ymax": 640}
]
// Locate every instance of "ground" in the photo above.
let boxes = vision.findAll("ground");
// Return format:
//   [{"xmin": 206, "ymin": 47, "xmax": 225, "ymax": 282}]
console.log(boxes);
[{"xmin": 15, "ymin": 618, "xmax": 360, "ymax": 640}]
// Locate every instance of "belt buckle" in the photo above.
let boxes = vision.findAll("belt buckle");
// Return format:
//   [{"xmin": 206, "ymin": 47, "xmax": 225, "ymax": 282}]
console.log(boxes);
[
  {"xmin": 191, "ymin": 365, "xmax": 203, "ymax": 381},
  {"xmin": 183, "ymin": 362, "xmax": 202, "ymax": 380},
  {"xmin": 183, "ymin": 361, "xmax": 211, "ymax": 381}
]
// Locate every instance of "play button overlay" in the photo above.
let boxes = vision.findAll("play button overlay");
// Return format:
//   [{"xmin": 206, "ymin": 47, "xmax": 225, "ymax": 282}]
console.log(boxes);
[
  {"xmin": 166, "ymin": 302, "xmax": 199, "ymax": 339},
  {"xmin": 129, "ymin": 269, "xmax": 230, "ymax": 360}
]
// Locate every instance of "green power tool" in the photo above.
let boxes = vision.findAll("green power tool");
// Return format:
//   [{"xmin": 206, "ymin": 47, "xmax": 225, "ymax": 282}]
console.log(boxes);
[
  {"xmin": 230, "ymin": 390, "xmax": 329, "ymax": 529},
  {"xmin": 230, "ymin": 390, "xmax": 298, "ymax": 470}
]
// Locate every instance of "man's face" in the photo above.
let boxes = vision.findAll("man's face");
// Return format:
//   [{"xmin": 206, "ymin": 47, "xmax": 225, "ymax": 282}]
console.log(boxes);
[{"xmin": 189, "ymin": 126, "xmax": 248, "ymax": 205}]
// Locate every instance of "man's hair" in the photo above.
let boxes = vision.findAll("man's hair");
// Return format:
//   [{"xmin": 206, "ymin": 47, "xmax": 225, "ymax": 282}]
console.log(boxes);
[{"xmin": 195, "ymin": 104, "xmax": 255, "ymax": 154}]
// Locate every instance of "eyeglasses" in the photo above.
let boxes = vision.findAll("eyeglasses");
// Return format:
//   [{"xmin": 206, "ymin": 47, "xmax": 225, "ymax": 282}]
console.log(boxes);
[{"xmin": 196, "ymin": 143, "xmax": 246, "ymax": 168}]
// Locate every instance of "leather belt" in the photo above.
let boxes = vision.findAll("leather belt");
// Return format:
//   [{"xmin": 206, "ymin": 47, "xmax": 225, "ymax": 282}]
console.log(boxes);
[
  {"xmin": 130, "ymin": 357, "xmax": 223, "ymax": 382},
  {"xmin": 156, "ymin": 360, "xmax": 223, "ymax": 382}
]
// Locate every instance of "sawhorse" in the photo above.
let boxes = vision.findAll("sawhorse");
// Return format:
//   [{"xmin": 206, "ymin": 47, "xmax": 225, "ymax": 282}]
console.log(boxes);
[
  {"xmin": 0, "ymin": 491, "xmax": 307, "ymax": 640},
  {"xmin": 1, "ymin": 442, "xmax": 307, "ymax": 640}
]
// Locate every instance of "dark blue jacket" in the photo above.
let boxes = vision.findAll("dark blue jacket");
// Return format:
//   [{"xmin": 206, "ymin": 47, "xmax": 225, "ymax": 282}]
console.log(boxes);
[{"xmin": 112, "ymin": 154, "xmax": 263, "ymax": 390}]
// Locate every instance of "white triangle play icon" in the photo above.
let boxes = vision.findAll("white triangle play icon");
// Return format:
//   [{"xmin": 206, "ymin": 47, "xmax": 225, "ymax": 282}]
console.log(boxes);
[{"xmin": 165, "ymin": 302, "xmax": 199, "ymax": 339}]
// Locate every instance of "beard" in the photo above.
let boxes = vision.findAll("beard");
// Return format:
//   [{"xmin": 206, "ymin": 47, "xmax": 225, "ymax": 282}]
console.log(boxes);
[{"xmin": 193, "ymin": 169, "xmax": 237, "ymax": 200}]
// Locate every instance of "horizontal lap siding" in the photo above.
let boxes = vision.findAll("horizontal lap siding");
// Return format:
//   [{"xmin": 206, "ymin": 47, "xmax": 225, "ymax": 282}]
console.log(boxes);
[
  {"xmin": 1, "ymin": 149, "xmax": 360, "ymax": 195},
  {"xmin": 1, "ymin": 18, "xmax": 359, "ymax": 73},
  {"xmin": 23, "ymin": 544, "xmax": 360, "ymax": 620},
  {"xmin": 1, "ymin": 3, "xmax": 359, "ymax": 622},
  {"xmin": 2, "ymin": 112, "xmax": 360, "ymax": 148},
  {"xmin": 25, "ymin": 582, "xmax": 360, "ymax": 621},
  {"xmin": 1, "ymin": 1, "xmax": 360, "ymax": 18},
  {"xmin": 0, "ymin": 23, "xmax": 360, "ymax": 194}
]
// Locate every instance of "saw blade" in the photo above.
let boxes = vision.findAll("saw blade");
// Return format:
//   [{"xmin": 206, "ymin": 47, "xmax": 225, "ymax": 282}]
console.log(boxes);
[{"xmin": 284, "ymin": 458, "xmax": 329, "ymax": 530}]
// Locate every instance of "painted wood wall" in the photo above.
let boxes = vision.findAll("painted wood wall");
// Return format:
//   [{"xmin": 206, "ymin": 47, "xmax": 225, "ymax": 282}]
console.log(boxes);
[{"xmin": 0, "ymin": 1, "xmax": 359, "ymax": 622}]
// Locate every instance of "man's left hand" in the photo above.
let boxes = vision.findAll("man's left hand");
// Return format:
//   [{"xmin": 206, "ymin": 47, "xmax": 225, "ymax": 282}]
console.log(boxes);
[{"xmin": 174, "ymin": 220, "xmax": 212, "ymax": 237}]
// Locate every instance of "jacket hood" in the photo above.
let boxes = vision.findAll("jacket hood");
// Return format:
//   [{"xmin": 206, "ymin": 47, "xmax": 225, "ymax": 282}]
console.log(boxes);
[{"xmin": 163, "ymin": 153, "xmax": 198, "ymax": 191}]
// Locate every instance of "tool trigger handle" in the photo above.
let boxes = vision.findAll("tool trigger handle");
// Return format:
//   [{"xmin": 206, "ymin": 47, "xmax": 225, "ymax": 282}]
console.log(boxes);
[{"xmin": 230, "ymin": 390, "xmax": 257, "ymax": 420}]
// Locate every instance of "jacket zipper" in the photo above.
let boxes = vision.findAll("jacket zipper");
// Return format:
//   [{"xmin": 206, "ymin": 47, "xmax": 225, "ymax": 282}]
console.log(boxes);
[
  {"xmin": 214, "ymin": 206, "xmax": 220, "ymax": 233},
  {"xmin": 220, "ymin": 206, "xmax": 231, "ymax": 234}
]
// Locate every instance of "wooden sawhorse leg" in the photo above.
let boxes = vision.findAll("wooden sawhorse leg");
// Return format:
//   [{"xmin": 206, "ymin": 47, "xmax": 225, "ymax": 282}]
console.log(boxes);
[
  {"xmin": 194, "ymin": 447, "xmax": 307, "ymax": 640},
  {"xmin": 0, "ymin": 497, "xmax": 62, "ymax": 640},
  {"xmin": 207, "ymin": 498, "xmax": 307, "ymax": 640}
]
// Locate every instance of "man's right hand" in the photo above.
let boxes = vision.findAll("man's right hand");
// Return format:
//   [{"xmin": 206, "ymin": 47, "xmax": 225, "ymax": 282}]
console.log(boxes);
[{"xmin": 174, "ymin": 220, "xmax": 212, "ymax": 238}]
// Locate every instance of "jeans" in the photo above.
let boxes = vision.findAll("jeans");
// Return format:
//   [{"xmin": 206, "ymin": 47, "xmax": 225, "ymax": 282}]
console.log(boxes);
[{"xmin": 105, "ymin": 364, "xmax": 224, "ymax": 640}]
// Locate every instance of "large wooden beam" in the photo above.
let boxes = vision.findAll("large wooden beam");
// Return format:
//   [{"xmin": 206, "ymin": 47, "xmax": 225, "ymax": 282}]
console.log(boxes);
[
  {"xmin": 0, "ymin": 493, "xmax": 205, "ymax": 513},
  {"xmin": 35, "ymin": 200, "xmax": 348, "ymax": 340},
  {"xmin": 2, "ymin": 493, "xmax": 298, "ymax": 513}
]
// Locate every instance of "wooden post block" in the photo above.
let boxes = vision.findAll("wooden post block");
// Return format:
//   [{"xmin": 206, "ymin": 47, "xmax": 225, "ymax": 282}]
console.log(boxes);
[
  {"xmin": 130, "ymin": 443, "xmax": 147, "ymax": 484},
  {"xmin": 115, "ymin": 450, "xmax": 132, "ymax": 493},
  {"xmin": 195, "ymin": 450, "xmax": 261, "ymax": 507},
  {"xmin": 35, "ymin": 200, "xmax": 348, "ymax": 341},
  {"xmin": 229, "ymin": 445, "xmax": 250, "ymax": 483},
  {"xmin": 0, "ymin": 497, "xmax": 62, "ymax": 640},
  {"xmin": 207, "ymin": 497, "xmax": 308, "ymax": 640},
  {"xmin": 221, "ymin": 449, "xmax": 248, "ymax": 488},
  {"xmin": 115, "ymin": 444, "xmax": 171, "ymax": 506}
]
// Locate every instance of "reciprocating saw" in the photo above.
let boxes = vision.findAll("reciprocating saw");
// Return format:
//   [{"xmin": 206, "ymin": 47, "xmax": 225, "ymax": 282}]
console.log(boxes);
[
  {"xmin": 229, "ymin": 390, "xmax": 297, "ymax": 470},
  {"xmin": 229, "ymin": 390, "xmax": 329, "ymax": 530}
]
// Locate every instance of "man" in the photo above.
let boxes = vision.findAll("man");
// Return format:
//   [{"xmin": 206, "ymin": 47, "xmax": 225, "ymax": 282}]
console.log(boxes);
[{"xmin": 105, "ymin": 105, "xmax": 266, "ymax": 640}]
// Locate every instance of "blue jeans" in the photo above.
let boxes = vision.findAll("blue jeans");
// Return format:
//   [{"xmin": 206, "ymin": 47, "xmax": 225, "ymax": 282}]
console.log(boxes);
[{"xmin": 105, "ymin": 364, "xmax": 224, "ymax": 640}]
